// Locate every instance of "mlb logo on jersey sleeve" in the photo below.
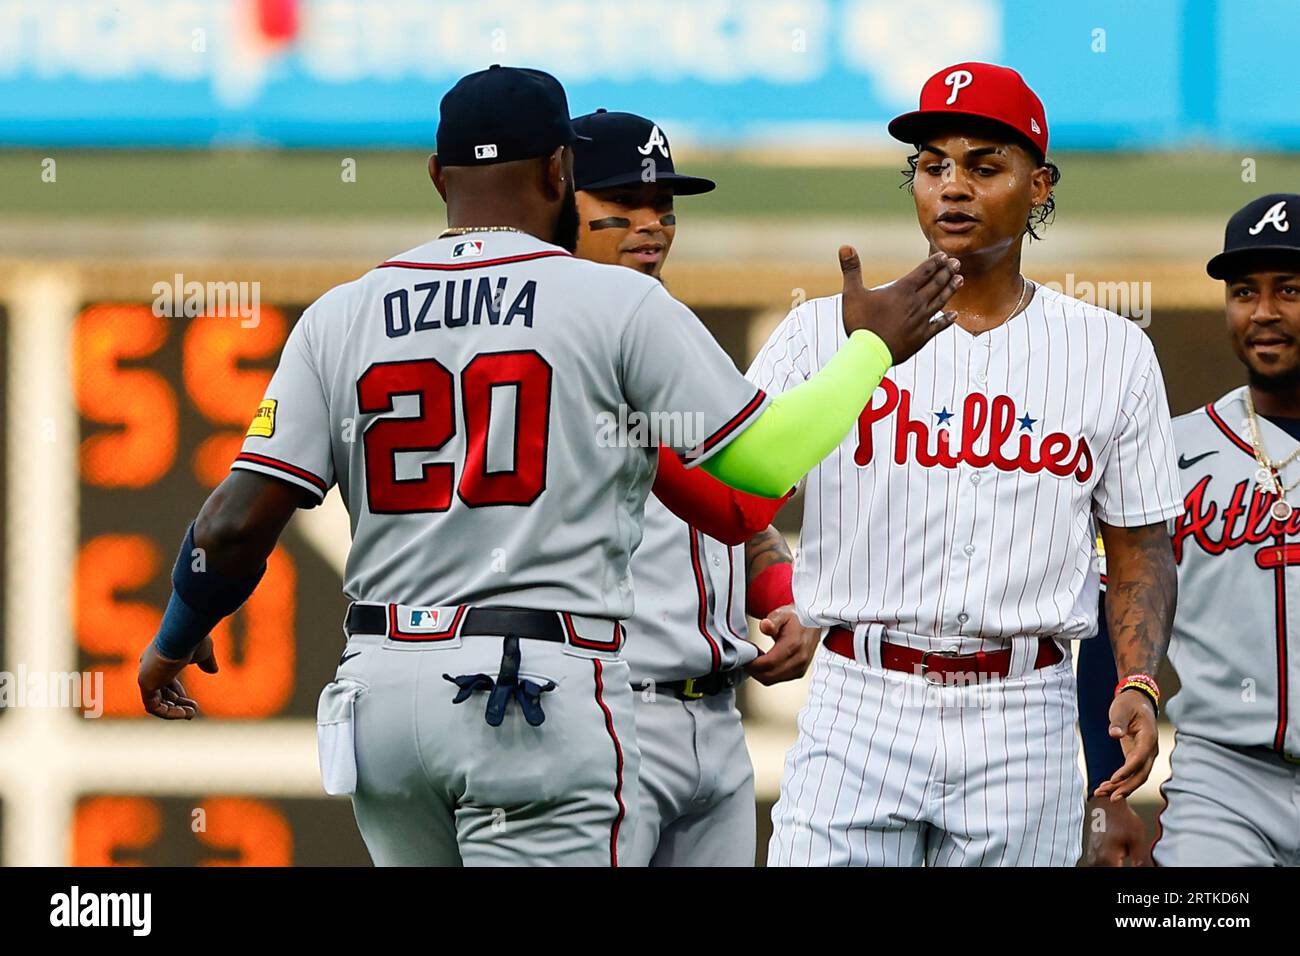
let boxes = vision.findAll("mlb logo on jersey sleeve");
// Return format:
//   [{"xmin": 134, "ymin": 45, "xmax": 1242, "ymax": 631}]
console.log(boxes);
[{"xmin": 452, "ymin": 240, "xmax": 484, "ymax": 259}]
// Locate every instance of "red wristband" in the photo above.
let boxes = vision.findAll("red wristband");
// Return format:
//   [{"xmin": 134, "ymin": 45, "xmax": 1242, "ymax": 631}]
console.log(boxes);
[{"xmin": 747, "ymin": 562, "xmax": 794, "ymax": 619}]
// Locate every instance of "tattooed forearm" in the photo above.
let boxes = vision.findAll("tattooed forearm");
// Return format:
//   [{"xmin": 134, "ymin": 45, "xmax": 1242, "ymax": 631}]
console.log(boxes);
[
  {"xmin": 1097, "ymin": 519, "xmax": 1178, "ymax": 678},
  {"xmin": 745, "ymin": 525, "xmax": 792, "ymax": 584}
]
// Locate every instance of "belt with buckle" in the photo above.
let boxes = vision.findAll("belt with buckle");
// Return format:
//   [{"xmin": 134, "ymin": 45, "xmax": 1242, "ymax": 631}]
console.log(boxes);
[
  {"xmin": 345, "ymin": 603, "xmax": 565, "ymax": 643},
  {"xmin": 824, "ymin": 627, "xmax": 1062, "ymax": 683},
  {"xmin": 638, "ymin": 669, "xmax": 743, "ymax": 700}
]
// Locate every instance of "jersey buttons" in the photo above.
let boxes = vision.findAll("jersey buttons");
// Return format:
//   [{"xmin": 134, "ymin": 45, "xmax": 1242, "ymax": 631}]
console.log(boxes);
[
  {"xmin": 963, "ymin": 544, "xmax": 976, "ymax": 556},
  {"xmin": 957, "ymin": 612, "xmax": 970, "ymax": 624}
]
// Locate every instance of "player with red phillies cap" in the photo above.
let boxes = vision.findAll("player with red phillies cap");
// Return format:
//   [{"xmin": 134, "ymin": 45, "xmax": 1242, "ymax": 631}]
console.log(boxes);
[{"xmin": 759, "ymin": 62, "xmax": 1182, "ymax": 866}]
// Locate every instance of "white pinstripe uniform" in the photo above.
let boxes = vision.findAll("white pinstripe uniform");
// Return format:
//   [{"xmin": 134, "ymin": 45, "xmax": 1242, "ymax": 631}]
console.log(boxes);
[{"xmin": 749, "ymin": 283, "xmax": 1184, "ymax": 866}]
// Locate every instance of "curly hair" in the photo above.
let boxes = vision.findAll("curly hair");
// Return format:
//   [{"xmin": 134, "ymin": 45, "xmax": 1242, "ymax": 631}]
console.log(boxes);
[{"xmin": 900, "ymin": 149, "xmax": 1061, "ymax": 241}]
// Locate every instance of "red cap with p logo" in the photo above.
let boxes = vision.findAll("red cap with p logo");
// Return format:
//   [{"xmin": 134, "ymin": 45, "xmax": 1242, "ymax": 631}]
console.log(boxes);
[{"xmin": 888, "ymin": 62, "xmax": 1048, "ymax": 159}]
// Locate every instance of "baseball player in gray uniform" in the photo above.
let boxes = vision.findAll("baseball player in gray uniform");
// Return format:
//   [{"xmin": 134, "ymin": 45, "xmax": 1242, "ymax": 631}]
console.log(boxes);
[
  {"xmin": 134, "ymin": 66, "xmax": 964, "ymax": 866},
  {"xmin": 1152, "ymin": 193, "xmax": 1300, "ymax": 866},
  {"xmin": 570, "ymin": 109, "xmax": 821, "ymax": 866}
]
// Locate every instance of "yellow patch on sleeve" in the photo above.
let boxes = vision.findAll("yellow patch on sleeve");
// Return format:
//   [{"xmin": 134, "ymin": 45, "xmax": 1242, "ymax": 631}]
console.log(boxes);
[{"xmin": 247, "ymin": 399, "xmax": 277, "ymax": 438}]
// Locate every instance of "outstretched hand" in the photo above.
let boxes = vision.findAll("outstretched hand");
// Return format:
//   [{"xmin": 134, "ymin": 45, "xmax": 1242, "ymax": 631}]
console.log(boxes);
[
  {"xmin": 138, "ymin": 636, "xmax": 220, "ymax": 720},
  {"xmin": 840, "ymin": 248, "xmax": 962, "ymax": 363},
  {"xmin": 1093, "ymin": 691, "xmax": 1159, "ymax": 801}
]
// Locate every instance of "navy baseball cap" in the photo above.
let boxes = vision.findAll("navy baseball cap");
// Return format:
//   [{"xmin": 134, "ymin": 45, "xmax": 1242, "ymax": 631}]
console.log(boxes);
[
  {"xmin": 436, "ymin": 65, "xmax": 589, "ymax": 166},
  {"xmin": 1207, "ymin": 193, "xmax": 1300, "ymax": 280},
  {"xmin": 571, "ymin": 110, "xmax": 715, "ymax": 195}
]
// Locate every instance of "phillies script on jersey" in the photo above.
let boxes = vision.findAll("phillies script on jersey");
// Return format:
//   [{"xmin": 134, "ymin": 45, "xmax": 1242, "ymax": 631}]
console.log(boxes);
[{"xmin": 854, "ymin": 377, "xmax": 1095, "ymax": 481}]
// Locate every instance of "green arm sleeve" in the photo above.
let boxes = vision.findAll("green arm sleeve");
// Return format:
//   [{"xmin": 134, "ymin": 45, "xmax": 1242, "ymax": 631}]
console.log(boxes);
[{"xmin": 700, "ymin": 329, "xmax": 893, "ymax": 497}]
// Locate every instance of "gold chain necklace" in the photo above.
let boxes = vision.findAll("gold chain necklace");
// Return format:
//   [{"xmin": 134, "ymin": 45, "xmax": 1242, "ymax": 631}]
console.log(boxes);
[
  {"xmin": 962, "ymin": 278, "xmax": 1028, "ymax": 338},
  {"xmin": 1244, "ymin": 389, "xmax": 1300, "ymax": 521},
  {"xmin": 438, "ymin": 226, "xmax": 527, "ymax": 239}
]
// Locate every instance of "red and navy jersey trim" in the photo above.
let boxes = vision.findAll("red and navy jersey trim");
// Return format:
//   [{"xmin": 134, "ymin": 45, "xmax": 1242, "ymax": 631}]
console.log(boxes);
[
  {"xmin": 377, "ymin": 251, "xmax": 572, "ymax": 271},
  {"xmin": 683, "ymin": 388, "xmax": 768, "ymax": 463},
  {"xmin": 561, "ymin": 613, "xmax": 623, "ymax": 652},
  {"xmin": 592, "ymin": 659, "xmax": 625, "ymax": 867},
  {"xmin": 687, "ymin": 529, "xmax": 723, "ymax": 672},
  {"xmin": 1203, "ymin": 401, "xmax": 1255, "ymax": 459},
  {"xmin": 1269, "ymin": 535, "xmax": 1290, "ymax": 752},
  {"xmin": 233, "ymin": 452, "xmax": 328, "ymax": 496}
]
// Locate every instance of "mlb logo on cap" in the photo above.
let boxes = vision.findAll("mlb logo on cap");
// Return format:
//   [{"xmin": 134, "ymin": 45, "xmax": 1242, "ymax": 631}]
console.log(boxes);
[
  {"xmin": 474, "ymin": 144, "xmax": 498, "ymax": 159},
  {"xmin": 889, "ymin": 61, "xmax": 1049, "ymax": 159},
  {"xmin": 452, "ymin": 240, "xmax": 484, "ymax": 259}
]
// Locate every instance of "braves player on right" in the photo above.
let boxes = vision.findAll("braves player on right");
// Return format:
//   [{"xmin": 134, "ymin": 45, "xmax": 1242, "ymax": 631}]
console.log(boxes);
[
  {"xmin": 754, "ymin": 62, "xmax": 1184, "ymax": 866},
  {"xmin": 1080, "ymin": 195, "xmax": 1300, "ymax": 867},
  {"xmin": 1127, "ymin": 194, "xmax": 1298, "ymax": 866}
]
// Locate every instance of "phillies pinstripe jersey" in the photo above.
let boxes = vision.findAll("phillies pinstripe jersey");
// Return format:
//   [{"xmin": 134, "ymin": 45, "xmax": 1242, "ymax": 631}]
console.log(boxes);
[
  {"xmin": 746, "ymin": 283, "xmax": 1183, "ymax": 652},
  {"xmin": 623, "ymin": 495, "xmax": 756, "ymax": 684},
  {"xmin": 233, "ymin": 232, "xmax": 768, "ymax": 619},
  {"xmin": 1167, "ymin": 387, "xmax": 1300, "ymax": 754}
]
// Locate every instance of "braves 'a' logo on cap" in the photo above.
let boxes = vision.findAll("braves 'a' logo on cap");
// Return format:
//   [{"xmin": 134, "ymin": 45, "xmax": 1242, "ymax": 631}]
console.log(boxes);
[
  {"xmin": 1249, "ymin": 200, "xmax": 1290, "ymax": 235},
  {"xmin": 944, "ymin": 69, "xmax": 974, "ymax": 104},
  {"xmin": 637, "ymin": 125, "xmax": 670, "ymax": 158}
]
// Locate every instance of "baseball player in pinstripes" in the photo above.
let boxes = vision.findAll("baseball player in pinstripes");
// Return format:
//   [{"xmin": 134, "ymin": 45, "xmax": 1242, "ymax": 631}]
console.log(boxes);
[
  {"xmin": 1083, "ymin": 194, "xmax": 1300, "ymax": 866},
  {"xmin": 752, "ymin": 62, "xmax": 1184, "ymax": 867},
  {"xmin": 570, "ymin": 109, "xmax": 820, "ymax": 866},
  {"xmin": 134, "ymin": 66, "xmax": 965, "ymax": 866}
]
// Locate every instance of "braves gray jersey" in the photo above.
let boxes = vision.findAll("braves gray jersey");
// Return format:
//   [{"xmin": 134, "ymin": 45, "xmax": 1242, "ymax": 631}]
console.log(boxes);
[
  {"xmin": 623, "ymin": 495, "xmax": 756, "ymax": 683},
  {"xmin": 746, "ymin": 284, "xmax": 1183, "ymax": 651},
  {"xmin": 1167, "ymin": 387, "xmax": 1300, "ymax": 754},
  {"xmin": 233, "ymin": 232, "xmax": 768, "ymax": 619}
]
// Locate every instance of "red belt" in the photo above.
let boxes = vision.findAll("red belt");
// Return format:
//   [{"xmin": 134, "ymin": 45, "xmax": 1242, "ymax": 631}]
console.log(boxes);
[{"xmin": 825, "ymin": 627, "xmax": 1062, "ymax": 682}]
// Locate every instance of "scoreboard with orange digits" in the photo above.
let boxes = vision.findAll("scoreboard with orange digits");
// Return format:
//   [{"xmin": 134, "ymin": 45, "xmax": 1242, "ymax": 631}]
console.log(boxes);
[
  {"xmin": 61, "ymin": 299, "xmax": 369, "ymax": 865},
  {"xmin": 72, "ymin": 301, "xmax": 349, "ymax": 720},
  {"xmin": 73, "ymin": 795, "xmax": 368, "ymax": 867}
]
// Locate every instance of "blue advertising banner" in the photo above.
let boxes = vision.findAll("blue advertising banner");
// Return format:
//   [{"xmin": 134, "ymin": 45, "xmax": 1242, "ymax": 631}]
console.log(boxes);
[{"xmin": 0, "ymin": 0, "xmax": 1295, "ymax": 150}]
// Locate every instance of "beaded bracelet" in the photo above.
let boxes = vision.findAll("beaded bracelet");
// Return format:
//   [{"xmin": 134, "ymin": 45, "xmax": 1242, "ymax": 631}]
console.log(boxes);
[{"xmin": 1115, "ymin": 672, "xmax": 1160, "ymax": 717}]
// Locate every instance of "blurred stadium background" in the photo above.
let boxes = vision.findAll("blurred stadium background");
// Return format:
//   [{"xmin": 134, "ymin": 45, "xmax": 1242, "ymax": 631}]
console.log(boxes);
[{"xmin": 0, "ymin": 0, "xmax": 1297, "ymax": 865}]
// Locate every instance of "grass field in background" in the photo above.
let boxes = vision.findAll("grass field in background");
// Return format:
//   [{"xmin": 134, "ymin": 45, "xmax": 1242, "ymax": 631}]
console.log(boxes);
[{"xmin": 4, "ymin": 150, "xmax": 1298, "ymax": 221}]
